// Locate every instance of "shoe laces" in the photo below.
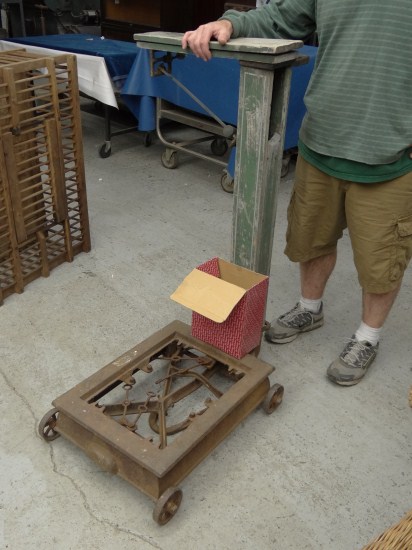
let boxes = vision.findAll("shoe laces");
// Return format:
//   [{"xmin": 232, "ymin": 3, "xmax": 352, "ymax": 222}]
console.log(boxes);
[
  {"xmin": 279, "ymin": 303, "xmax": 313, "ymax": 328},
  {"xmin": 340, "ymin": 338, "xmax": 376, "ymax": 369}
]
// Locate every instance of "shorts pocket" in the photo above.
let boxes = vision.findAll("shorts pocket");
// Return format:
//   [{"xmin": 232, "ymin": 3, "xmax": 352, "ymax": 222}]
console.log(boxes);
[
  {"xmin": 390, "ymin": 213, "xmax": 412, "ymax": 281},
  {"xmin": 397, "ymin": 215, "xmax": 412, "ymax": 237}
]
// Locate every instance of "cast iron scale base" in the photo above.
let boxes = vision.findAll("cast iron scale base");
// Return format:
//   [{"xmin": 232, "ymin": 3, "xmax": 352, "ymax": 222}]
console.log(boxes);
[{"xmin": 39, "ymin": 321, "xmax": 283, "ymax": 524}]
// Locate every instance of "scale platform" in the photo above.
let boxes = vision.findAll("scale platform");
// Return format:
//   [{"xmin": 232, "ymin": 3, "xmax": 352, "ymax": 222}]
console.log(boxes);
[{"xmin": 39, "ymin": 320, "xmax": 283, "ymax": 524}]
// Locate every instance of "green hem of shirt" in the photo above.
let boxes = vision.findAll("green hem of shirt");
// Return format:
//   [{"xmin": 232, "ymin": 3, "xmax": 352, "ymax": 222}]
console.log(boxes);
[{"xmin": 299, "ymin": 140, "xmax": 412, "ymax": 183}]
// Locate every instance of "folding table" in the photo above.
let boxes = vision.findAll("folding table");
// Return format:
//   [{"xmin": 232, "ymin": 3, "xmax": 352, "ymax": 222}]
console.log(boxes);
[{"xmin": 0, "ymin": 33, "xmax": 145, "ymax": 156}]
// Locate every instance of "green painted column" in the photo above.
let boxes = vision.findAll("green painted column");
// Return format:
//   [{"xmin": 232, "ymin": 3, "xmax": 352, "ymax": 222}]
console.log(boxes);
[{"xmin": 232, "ymin": 61, "xmax": 292, "ymax": 275}]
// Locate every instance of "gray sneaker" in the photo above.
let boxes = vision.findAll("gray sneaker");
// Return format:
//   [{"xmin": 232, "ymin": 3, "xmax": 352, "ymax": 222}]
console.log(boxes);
[
  {"xmin": 265, "ymin": 302, "xmax": 324, "ymax": 344},
  {"xmin": 327, "ymin": 336, "xmax": 379, "ymax": 386}
]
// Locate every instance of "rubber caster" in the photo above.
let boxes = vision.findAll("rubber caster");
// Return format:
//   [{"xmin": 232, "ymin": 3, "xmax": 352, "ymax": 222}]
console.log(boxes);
[
  {"xmin": 262, "ymin": 384, "xmax": 284, "ymax": 414},
  {"xmin": 143, "ymin": 132, "xmax": 153, "ymax": 147},
  {"xmin": 281, "ymin": 157, "xmax": 291, "ymax": 178},
  {"xmin": 38, "ymin": 408, "xmax": 60, "ymax": 441},
  {"xmin": 220, "ymin": 170, "xmax": 234, "ymax": 193},
  {"xmin": 211, "ymin": 138, "xmax": 228, "ymax": 156},
  {"xmin": 153, "ymin": 486, "xmax": 183, "ymax": 525},
  {"xmin": 99, "ymin": 143, "xmax": 111, "ymax": 158},
  {"xmin": 161, "ymin": 149, "xmax": 178, "ymax": 169}
]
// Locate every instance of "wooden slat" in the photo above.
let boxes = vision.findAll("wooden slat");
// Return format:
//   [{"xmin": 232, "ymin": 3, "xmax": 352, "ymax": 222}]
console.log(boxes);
[
  {"xmin": 46, "ymin": 118, "xmax": 68, "ymax": 222},
  {"xmin": 0, "ymin": 138, "xmax": 24, "ymax": 292},
  {"xmin": 2, "ymin": 132, "xmax": 27, "ymax": 243},
  {"xmin": 36, "ymin": 229, "xmax": 50, "ymax": 277}
]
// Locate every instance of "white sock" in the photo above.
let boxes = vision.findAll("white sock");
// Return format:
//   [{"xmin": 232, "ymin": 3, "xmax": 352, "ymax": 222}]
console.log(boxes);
[
  {"xmin": 355, "ymin": 321, "xmax": 381, "ymax": 346},
  {"xmin": 299, "ymin": 296, "xmax": 322, "ymax": 314}
]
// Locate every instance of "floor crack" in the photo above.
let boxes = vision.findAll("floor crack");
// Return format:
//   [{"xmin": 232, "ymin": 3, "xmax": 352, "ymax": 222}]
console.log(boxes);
[
  {"xmin": 0, "ymin": 367, "xmax": 164, "ymax": 549},
  {"xmin": 0, "ymin": 366, "xmax": 37, "ymax": 425},
  {"xmin": 49, "ymin": 446, "xmax": 164, "ymax": 548}
]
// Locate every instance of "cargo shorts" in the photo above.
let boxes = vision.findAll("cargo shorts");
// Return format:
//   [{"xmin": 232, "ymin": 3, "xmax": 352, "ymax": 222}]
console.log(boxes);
[{"xmin": 284, "ymin": 156, "xmax": 412, "ymax": 293}]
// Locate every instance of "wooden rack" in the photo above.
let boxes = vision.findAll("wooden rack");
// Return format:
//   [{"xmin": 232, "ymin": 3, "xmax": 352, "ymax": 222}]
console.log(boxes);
[{"xmin": 0, "ymin": 49, "xmax": 90, "ymax": 305}]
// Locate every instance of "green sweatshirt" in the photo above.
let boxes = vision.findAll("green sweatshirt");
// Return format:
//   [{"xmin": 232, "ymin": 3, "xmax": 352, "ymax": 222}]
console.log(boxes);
[{"xmin": 221, "ymin": 0, "xmax": 412, "ymax": 166}]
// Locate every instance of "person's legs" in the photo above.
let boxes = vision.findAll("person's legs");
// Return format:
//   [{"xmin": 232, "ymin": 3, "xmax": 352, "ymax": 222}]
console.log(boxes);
[
  {"xmin": 265, "ymin": 157, "xmax": 345, "ymax": 344},
  {"xmin": 362, "ymin": 285, "xmax": 401, "ymax": 328},
  {"xmin": 327, "ymin": 171, "xmax": 412, "ymax": 385},
  {"xmin": 300, "ymin": 250, "xmax": 337, "ymax": 300},
  {"xmin": 266, "ymin": 160, "xmax": 412, "ymax": 386},
  {"xmin": 265, "ymin": 251, "xmax": 337, "ymax": 344},
  {"xmin": 326, "ymin": 285, "xmax": 402, "ymax": 386}
]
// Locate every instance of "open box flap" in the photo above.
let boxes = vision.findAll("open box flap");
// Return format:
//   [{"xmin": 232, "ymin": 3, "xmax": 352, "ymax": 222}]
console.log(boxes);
[
  {"xmin": 217, "ymin": 258, "xmax": 268, "ymax": 288},
  {"xmin": 171, "ymin": 268, "xmax": 247, "ymax": 323}
]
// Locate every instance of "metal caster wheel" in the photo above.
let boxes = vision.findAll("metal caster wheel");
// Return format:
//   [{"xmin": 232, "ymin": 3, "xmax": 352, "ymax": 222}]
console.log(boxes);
[
  {"xmin": 99, "ymin": 143, "xmax": 111, "ymax": 158},
  {"xmin": 220, "ymin": 170, "xmax": 234, "ymax": 193},
  {"xmin": 143, "ymin": 132, "xmax": 153, "ymax": 147},
  {"xmin": 38, "ymin": 408, "xmax": 60, "ymax": 441},
  {"xmin": 281, "ymin": 157, "xmax": 290, "ymax": 178},
  {"xmin": 262, "ymin": 384, "xmax": 284, "ymax": 414},
  {"xmin": 211, "ymin": 138, "xmax": 228, "ymax": 156},
  {"xmin": 161, "ymin": 149, "xmax": 178, "ymax": 169},
  {"xmin": 153, "ymin": 486, "xmax": 183, "ymax": 525}
]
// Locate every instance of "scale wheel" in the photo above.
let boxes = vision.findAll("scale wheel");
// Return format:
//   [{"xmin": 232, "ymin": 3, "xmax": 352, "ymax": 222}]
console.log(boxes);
[
  {"xmin": 220, "ymin": 171, "xmax": 234, "ymax": 193},
  {"xmin": 262, "ymin": 384, "xmax": 284, "ymax": 414},
  {"xmin": 153, "ymin": 486, "xmax": 183, "ymax": 525},
  {"xmin": 38, "ymin": 408, "xmax": 61, "ymax": 441},
  {"xmin": 99, "ymin": 143, "xmax": 111, "ymax": 158},
  {"xmin": 211, "ymin": 138, "xmax": 228, "ymax": 156},
  {"xmin": 161, "ymin": 150, "xmax": 178, "ymax": 169}
]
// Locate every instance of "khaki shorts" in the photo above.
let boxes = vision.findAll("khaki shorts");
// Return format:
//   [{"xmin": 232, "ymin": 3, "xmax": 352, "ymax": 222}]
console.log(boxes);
[{"xmin": 285, "ymin": 156, "xmax": 412, "ymax": 293}]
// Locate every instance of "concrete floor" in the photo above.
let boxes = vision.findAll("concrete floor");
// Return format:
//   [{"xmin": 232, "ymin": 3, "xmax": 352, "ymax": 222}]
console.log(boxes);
[{"xmin": 1, "ymin": 107, "xmax": 411, "ymax": 550}]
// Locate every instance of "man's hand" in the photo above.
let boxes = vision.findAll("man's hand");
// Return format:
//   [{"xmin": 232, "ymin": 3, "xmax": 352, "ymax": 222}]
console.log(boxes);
[{"xmin": 182, "ymin": 20, "xmax": 233, "ymax": 61}]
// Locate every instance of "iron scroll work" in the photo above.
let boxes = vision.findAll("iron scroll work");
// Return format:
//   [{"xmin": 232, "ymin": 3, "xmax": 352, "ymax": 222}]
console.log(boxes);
[{"xmin": 39, "ymin": 321, "xmax": 283, "ymax": 524}]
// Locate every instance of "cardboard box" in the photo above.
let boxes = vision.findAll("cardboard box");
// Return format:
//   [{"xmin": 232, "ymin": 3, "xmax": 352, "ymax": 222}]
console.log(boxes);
[{"xmin": 171, "ymin": 257, "xmax": 268, "ymax": 358}]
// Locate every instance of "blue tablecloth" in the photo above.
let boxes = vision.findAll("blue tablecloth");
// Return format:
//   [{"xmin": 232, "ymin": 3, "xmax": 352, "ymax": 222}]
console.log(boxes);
[{"xmin": 7, "ymin": 33, "xmax": 139, "ymax": 90}]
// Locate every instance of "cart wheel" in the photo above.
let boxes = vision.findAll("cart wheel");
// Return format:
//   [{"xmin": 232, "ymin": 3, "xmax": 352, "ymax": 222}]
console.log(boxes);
[
  {"xmin": 262, "ymin": 384, "xmax": 284, "ymax": 414},
  {"xmin": 153, "ymin": 486, "xmax": 183, "ymax": 525},
  {"xmin": 99, "ymin": 143, "xmax": 111, "ymax": 158},
  {"xmin": 281, "ymin": 157, "xmax": 290, "ymax": 178},
  {"xmin": 211, "ymin": 138, "xmax": 228, "ymax": 156},
  {"xmin": 161, "ymin": 150, "xmax": 178, "ymax": 169},
  {"xmin": 143, "ymin": 132, "xmax": 153, "ymax": 147},
  {"xmin": 220, "ymin": 171, "xmax": 234, "ymax": 193},
  {"xmin": 38, "ymin": 408, "xmax": 60, "ymax": 442}
]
